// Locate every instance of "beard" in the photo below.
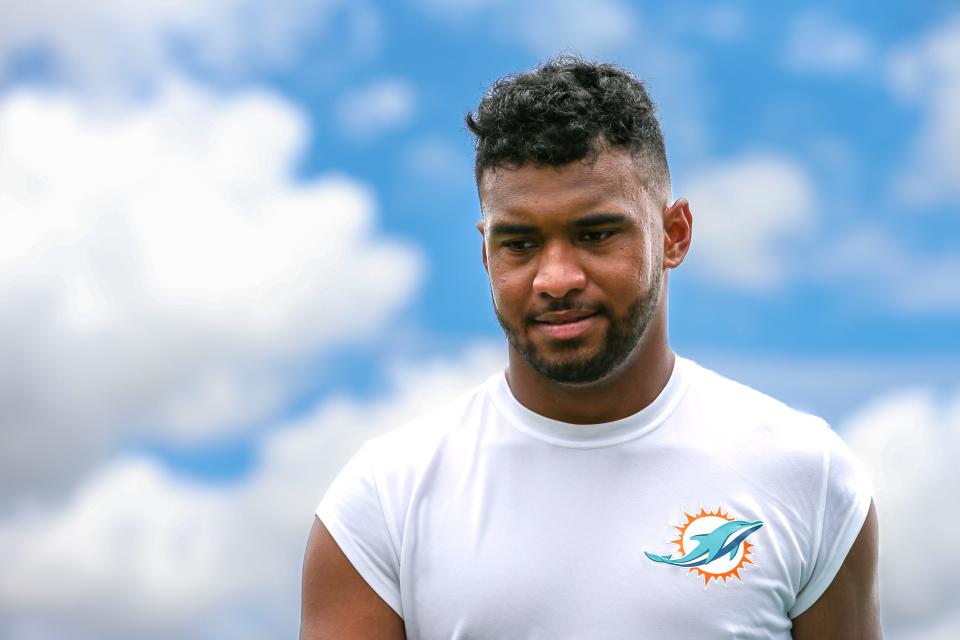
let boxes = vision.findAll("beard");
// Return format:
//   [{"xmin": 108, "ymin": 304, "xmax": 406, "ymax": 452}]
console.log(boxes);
[{"xmin": 494, "ymin": 267, "xmax": 664, "ymax": 385}]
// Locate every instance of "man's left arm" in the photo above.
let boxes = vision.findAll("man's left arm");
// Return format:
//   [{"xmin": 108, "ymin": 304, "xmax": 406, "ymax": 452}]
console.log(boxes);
[{"xmin": 791, "ymin": 500, "xmax": 881, "ymax": 639}]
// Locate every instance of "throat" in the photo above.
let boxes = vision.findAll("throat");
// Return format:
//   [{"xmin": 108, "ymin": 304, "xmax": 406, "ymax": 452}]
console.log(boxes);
[{"xmin": 505, "ymin": 344, "xmax": 675, "ymax": 425}]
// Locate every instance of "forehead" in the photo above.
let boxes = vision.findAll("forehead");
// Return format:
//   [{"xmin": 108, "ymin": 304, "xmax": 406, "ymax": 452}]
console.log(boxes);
[{"xmin": 479, "ymin": 150, "xmax": 650, "ymax": 222}]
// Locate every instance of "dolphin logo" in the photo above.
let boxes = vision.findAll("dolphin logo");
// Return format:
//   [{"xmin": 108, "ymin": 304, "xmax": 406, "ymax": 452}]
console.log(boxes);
[{"xmin": 645, "ymin": 519, "xmax": 763, "ymax": 568}]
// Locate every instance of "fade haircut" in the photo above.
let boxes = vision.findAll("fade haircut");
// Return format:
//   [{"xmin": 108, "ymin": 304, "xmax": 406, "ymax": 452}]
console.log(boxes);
[{"xmin": 466, "ymin": 55, "xmax": 671, "ymax": 204}]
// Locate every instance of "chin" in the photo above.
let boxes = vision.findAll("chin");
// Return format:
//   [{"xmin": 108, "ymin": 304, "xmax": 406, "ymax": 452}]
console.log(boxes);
[{"xmin": 528, "ymin": 347, "xmax": 624, "ymax": 385}]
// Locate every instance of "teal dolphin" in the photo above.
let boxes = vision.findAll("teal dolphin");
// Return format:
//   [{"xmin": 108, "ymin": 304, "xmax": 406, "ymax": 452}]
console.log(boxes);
[{"xmin": 644, "ymin": 519, "xmax": 763, "ymax": 568}]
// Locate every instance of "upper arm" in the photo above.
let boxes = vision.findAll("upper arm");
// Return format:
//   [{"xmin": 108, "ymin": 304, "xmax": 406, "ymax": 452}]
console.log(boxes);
[
  {"xmin": 791, "ymin": 500, "xmax": 881, "ymax": 639},
  {"xmin": 300, "ymin": 517, "xmax": 406, "ymax": 640}
]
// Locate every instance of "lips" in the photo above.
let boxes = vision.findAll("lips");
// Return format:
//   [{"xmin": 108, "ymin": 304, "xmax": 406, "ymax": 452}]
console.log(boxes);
[
  {"xmin": 531, "ymin": 308, "xmax": 601, "ymax": 340},
  {"xmin": 534, "ymin": 309, "xmax": 597, "ymax": 324}
]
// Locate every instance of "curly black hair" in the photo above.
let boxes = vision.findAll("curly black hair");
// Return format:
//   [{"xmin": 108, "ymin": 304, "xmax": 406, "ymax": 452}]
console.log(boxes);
[{"xmin": 466, "ymin": 56, "xmax": 670, "ymax": 200}]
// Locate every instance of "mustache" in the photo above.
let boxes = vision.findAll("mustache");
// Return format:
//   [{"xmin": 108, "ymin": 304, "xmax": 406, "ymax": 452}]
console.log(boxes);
[{"xmin": 525, "ymin": 300, "xmax": 606, "ymax": 323}]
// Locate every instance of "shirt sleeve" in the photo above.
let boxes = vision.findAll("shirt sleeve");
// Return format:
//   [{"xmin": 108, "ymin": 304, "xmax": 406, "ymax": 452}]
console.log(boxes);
[
  {"xmin": 315, "ymin": 446, "xmax": 403, "ymax": 617},
  {"xmin": 789, "ymin": 425, "xmax": 873, "ymax": 618}
]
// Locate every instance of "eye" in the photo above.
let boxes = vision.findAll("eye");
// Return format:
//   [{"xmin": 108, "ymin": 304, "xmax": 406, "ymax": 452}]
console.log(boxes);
[
  {"xmin": 502, "ymin": 239, "xmax": 538, "ymax": 252},
  {"xmin": 580, "ymin": 230, "xmax": 615, "ymax": 243}
]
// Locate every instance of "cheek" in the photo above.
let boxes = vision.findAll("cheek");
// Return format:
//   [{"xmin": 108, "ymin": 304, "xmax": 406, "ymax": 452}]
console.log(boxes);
[
  {"xmin": 491, "ymin": 268, "xmax": 540, "ymax": 322},
  {"xmin": 586, "ymin": 252, "xmax": 642, "ymax": 290},
  {"xmin": 489, "ymin": 267, "xmax": 524, "ymax": 305}
]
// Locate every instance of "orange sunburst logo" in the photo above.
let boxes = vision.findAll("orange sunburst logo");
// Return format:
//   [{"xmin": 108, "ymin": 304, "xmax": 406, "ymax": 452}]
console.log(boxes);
[{"xmin": 644, "ymin": 506, "xmax": 762, "ymax": 587}]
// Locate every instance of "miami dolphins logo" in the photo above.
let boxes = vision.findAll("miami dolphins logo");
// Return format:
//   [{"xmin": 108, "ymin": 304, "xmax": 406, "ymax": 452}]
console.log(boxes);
[{"xmin": 644, "ymin": 506, "xmax": 763, "ymax": 586}]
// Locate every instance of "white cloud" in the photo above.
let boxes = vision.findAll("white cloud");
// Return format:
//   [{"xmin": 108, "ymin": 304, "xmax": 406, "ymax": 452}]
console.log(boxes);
[
  {"xmin": 842, "ymin": 387, "xmax": 960, "ymax": 638},
  {"xmin": 820, "ymin": 228, "xmax": 960, "ymax": 312},
  {"xmin": 688, "ymin": 352, "xmax": 960, "ymax": 423},
  {"xmin": 666, "ymin": 4, "xmax": 747, "ymax": 44},
  {"xmin": 0, "ymin": 0, "xmax": 377, "ymax": 89},
  {"xmin": 783, "ymin": 11, "xmax": 874, "ymax": 74},
  {"xmin": 417, "ymin": 0, "xmax": 502, "ymax": 12},
  {"xmin": 694, "ymin": 4, "xmax": 747, "ymax": 43},
  {"xmin": 336, "ymin": 78, "xmax": 417, "ymax": 140},
  {"xmin": 888, "ymin": 15, "xmax": 960, "ymax": 205},
  {"xmin": 0, "ymin": 344, "xmax": 505, "ymax": 640},
  {"xmin": 419, "ymin": 0, "xmax": 709, "ymax": 162},
  {"xmin": 418, "ymin": 0, "xmax": 639, "ymax": 57},
  {"xmin": 678, "ymin": 154, "xmax": 817, "ymax": 290},
  {"xmin": 2, "ymin": 347, "xmax": 955, "ymax": 639},
  {"xmin": 0, "ymin": 78, "xmax": 422, "ymax": 502},
  {"xmin": 405, "ymin": 136, "xmax": 474, "ymax": 186},
  {"xmin": 506, "ymin": 0, "xmax": 639, "ymax": 57}
]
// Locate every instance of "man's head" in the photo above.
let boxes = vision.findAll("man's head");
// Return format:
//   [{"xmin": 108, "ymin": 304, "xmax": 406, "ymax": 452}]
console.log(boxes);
[
  {"xmin": 466, "ymin": 55, "xmax": 671, "ymax": 207},
  {"xmin": 467, "ymin": 57, "xmax": 691, "ymax": 386}
]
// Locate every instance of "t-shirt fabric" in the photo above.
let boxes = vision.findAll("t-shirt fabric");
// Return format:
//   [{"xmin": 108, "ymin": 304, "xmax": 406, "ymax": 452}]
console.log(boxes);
[{"xmin": 316, "ymin": 356, "xmax": 872, "ymax": 639}]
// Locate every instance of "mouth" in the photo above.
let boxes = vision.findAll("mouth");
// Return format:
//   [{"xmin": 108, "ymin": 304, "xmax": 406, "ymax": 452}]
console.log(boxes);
[{"xmin": 531, "ymin": 309, "xmax": 601, "ymax": 341}]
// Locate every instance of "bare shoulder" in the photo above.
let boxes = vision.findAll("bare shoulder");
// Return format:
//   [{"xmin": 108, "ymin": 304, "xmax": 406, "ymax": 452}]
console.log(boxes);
[
  {"xmin": 300, "ymin": 517, "xmax": 406, "ymax": 640},
  {"xmin": 791, "ymin": 500, "xmax": 882, "ymax": 639}
]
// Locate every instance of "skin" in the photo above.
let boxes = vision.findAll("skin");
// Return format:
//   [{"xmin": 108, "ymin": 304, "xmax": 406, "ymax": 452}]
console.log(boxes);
[
  {"xmin": 791, "ymin": 501, "xmax": 882, "ymax": 639},
  {"xmin": 477, "ymin": 148, "xmax": 687, "ymax": 423},
  {"xmin": 300, "ymin": 519, "xmax": 406, "ymax": 640},
  {"xmin": 300, "ymin": 147, "xmax": 880, "ymax": 638}
]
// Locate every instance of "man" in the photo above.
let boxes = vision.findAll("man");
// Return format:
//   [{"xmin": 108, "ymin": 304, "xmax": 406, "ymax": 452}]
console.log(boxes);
[{"xmin": 301, "ymin": 57, "xmax": 880, "ymax": 639}]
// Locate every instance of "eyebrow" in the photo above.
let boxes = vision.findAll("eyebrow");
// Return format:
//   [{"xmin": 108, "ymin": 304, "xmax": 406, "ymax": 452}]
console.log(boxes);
[
  {"xmin": 571, "ymin": 213, "xmax": 630, "ymax": 228},
  {"xmin": 488, "ymin": 213, "xmax": 631, "ymax": 237},
  {"xmin": 489, "ymin": 222, "xmax": 538, "ymax": 236}
]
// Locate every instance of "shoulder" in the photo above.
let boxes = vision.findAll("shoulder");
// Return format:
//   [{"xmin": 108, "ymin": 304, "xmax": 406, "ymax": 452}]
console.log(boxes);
[
  {"xmin": 672, "ymin": 357, "xmax": 854, "ymax": 501},
  {"xmin": 677, "ymin": 359, "xmax": 873, "ymax": 590},
  {"xmin": 680, "ymin": 357, "xmax": 835, "ymax": 454},
  {"xmin": 317, "ymin": 373, "xmax": 501, "ymax": 559},
  {"xmin": 678, "ymin": 356, "xmax": 872, "ymax": 514}
]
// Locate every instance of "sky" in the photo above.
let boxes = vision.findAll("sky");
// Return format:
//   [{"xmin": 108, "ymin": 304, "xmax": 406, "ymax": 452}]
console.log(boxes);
[{"xmin": 0, "ymin": 1, "xmax": 958, "ymax": 638}]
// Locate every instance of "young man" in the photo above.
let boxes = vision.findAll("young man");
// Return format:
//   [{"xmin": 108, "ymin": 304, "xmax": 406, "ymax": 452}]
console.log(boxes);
[{"xmin": 301, "ymin": 57, "xmax": 880, "ymax": 639}]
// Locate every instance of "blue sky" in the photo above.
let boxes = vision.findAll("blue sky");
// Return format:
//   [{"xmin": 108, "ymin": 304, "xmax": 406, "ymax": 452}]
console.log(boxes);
[
  {"xmin": 0, "ymin": 1, "xmax": 958, "ymax": 638},
  {"xmin": 269, "ymin": 0, "xmax": 960, "ymax": 424}
]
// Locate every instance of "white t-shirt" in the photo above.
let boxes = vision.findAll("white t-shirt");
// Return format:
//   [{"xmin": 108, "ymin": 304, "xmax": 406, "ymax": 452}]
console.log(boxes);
[{"xmin": 316, "ymin": 356, "xmax": 872, "ymax": 639}]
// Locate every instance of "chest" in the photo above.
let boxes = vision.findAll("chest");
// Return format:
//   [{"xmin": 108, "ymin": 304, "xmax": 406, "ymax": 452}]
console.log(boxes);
[{"xmin": 396, "ymin": 446, "xmax": 805, "ymax": 639}]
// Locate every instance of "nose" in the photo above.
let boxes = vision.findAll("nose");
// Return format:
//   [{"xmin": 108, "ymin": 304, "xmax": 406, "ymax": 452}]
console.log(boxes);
[{"xmin": 532, "ymin": 240, "xmax": 587, "ymax": 298}]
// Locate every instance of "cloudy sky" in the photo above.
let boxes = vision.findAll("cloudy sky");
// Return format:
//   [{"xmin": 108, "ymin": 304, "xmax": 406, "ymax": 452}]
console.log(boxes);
[{"xmin": 0, "ymin": 1, "xmax": 957, "ymax": 638}]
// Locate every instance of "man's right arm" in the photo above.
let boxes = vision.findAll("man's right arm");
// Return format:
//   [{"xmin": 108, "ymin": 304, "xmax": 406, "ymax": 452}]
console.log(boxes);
[{"xmin": 300, "ymin": 517, "xmax": 406, "ymax": 640}]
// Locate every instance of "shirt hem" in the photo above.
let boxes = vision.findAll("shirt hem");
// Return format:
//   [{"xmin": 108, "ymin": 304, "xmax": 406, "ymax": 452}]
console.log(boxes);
[
  {"xmin": 314, "ymin": 508, "xmax": 405, "ymax": 618},
  {"xmin": 787, "ymin": 491, "xmax": 872, "ymax": 619}
]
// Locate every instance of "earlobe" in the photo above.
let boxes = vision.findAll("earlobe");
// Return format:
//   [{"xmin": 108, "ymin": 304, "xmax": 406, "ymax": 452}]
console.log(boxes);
[
  {"xmin": 662, "ymin": 197, "xmax": 693, "ymax": 269},
  {"xmin": 479, "ymin": 228, "xmax": 489, "ymax": 273},
  {"xmin": 473, "ymin": 218, "xmax": 489, "ymax": 272}
]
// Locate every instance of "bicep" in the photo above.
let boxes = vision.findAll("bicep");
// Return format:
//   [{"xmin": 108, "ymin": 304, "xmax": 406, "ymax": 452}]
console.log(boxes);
[
  {"xmin": 791, "ymin": 500, "xmax": 881, "ymax": 639},
  {"xmin": 300, "ymin": 517, "xmax": 406, "ymax": 640}
]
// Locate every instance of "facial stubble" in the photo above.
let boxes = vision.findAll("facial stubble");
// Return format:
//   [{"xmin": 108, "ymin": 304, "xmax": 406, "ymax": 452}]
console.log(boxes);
[{"xmin": 493, "ymin": 265, "xmax": 664, "ymax": 385}]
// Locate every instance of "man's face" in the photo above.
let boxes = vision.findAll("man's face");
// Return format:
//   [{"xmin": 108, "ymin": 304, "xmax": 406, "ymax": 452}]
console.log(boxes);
[{"xmin": 479, "ymin": 149, "xmax": 665, "ymax": 385}]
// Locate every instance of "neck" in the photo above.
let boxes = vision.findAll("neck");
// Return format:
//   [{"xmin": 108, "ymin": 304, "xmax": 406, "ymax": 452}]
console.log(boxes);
[{"xmin": 504, "ymin": 310, "xmax": 675, "ymax": 425}]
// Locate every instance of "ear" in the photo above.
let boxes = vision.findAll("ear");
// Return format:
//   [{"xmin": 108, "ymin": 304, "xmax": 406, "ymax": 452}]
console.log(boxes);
[
  {"xmin": 476, "ymin": 219, "xmax": 489, "ymax": 273},
  {"xmin": 662, "ymin": 197, "xmax": 693, "ymax": 270}
]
